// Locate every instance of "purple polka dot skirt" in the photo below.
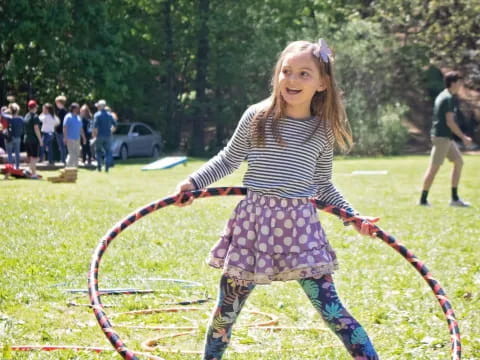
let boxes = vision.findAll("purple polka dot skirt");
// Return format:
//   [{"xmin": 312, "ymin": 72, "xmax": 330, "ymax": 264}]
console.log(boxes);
[{"xmin": 208, "ymin": 191, "xmax": 338, "ymax": 284}]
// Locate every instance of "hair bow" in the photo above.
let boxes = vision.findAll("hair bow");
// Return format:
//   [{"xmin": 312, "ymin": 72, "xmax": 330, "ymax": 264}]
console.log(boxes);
[{"xmin": 313, "ymin": 39, "xmax": 332, "ymax": 63}]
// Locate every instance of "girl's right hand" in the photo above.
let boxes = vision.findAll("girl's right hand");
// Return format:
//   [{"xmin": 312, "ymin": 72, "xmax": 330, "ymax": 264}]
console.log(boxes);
[{"xmin": 174, "ymin": 178, "xmax": 196, "ymax": 207}]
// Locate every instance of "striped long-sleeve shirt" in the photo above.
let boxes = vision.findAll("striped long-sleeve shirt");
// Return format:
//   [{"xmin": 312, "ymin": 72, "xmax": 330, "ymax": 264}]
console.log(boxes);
[{"xmin": 190, "ymin": 104, "xmax": 355, "ymax": 211}]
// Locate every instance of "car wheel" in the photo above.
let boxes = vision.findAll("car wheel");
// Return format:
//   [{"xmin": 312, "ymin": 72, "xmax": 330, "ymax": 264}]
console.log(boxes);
[
  {"xmin": 120, "ymin": 144, "xmax": 128, "ymax": 161},
  {"xmin": 152, "ymin": 145, "xmax": 161, "ymax": 158}
]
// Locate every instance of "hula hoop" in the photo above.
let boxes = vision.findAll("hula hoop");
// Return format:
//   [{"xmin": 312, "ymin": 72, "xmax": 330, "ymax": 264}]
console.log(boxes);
[{"xmin": 88, "ymin": 186, "xmax": 461, "ymax": 360}]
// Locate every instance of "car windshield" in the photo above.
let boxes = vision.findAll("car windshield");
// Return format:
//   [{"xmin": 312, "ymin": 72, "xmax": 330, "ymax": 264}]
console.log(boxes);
[{"xmin": 114, "ymin": 124, "xmax": 130, "ymax": 135}]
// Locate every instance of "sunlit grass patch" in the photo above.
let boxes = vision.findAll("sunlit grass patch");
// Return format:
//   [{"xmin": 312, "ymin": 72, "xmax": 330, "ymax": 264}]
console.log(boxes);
[{"xmin": 0, "ymin": 155, "xmax": 479, "ymax": 359}]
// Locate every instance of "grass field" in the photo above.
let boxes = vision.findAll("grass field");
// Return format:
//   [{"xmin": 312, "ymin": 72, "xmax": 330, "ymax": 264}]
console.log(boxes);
[{"xmin": 0, "ymin": 155, "xmax": 479, "ymax": 360}]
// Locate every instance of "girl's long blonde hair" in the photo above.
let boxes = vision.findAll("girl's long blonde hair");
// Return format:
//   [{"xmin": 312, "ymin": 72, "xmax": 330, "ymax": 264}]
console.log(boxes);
[{"xmin": 251, "ymin": 40, "xmax": 352, "ymax": 152}]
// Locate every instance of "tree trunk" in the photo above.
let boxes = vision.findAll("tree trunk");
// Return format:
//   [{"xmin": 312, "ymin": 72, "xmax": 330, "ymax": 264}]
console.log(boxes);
[
  {"xmin": 191, "ymin": 0, "xmax": 209, "ymax": 156},
  {"xmin": 163, "ymin": 0, "xmax": 180, "ymax": 151},
  {"xmin": 0, "ymin": 45, "xmax": 14, "ymax": 104},
  {"xmin": 0, "ymin": 75, "xmax": 6, "ymax": 105},
  {"xmin": 214, "ymin": 88, "xmax": 225, "ymax": 149}
]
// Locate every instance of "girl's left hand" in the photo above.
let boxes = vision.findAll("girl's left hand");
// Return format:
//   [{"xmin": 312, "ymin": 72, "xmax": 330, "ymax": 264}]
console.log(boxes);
[{"xmin": 352, "ymin": 216, "xmax": 380, "ymax": 237}]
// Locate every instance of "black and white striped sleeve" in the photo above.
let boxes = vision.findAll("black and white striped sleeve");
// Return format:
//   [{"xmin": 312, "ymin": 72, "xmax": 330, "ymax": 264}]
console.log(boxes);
[
  {"xmin": 313, "ymin": 133, "xmax": 356, "ymax": 213},
  {"xmin": 189, "ymin": 105, "xmax": 256, "ymax": 189}
]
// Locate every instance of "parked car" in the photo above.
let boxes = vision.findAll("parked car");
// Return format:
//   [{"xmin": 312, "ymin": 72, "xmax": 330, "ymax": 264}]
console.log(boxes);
[{"xmin": 111, "ymin": 122, "xmax": 163, "ymax": 160}]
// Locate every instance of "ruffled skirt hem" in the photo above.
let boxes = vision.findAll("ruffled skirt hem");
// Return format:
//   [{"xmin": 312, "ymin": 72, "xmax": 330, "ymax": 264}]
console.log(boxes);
[{"xmin": 208, "ymin": 256, "xmax": 338, "ymax": 285}]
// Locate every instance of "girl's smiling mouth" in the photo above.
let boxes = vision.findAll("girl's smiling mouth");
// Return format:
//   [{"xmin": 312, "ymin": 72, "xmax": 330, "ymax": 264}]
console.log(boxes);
[{"xmin": 286, "ymin": 88, "xmax": 302, "ymax": 94}]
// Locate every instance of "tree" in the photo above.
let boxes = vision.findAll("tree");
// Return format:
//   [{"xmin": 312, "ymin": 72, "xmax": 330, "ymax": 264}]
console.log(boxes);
[
  {"xmin": 370, "ymin": 0, "xmax": 480, "ymax": 89},
  {"xmin": 0, "ymin": 1, "xmax": 140, "ymax": 107},
  {"xmin": 163, "ymin": 0, "xmax": 179, "ymax": 150},
  {"xmin": 191, "ymin": 0, "xmax": 210, "ymax": 155},
  {"xmin": 1, "ymin": 0, "xmax": 475, "ymax": 154},
  {"xmin": 0, "ymin": 0, "xmax": 70, "ymax": 104}
]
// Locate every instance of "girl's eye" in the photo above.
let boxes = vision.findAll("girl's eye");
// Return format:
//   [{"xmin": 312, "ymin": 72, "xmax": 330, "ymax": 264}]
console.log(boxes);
[
  {"xmin": 282, "ymin": 69, "xmax": 290, "ymax": 75},
  {"xmin": 301, "ymin": 71, "xmax": 310, "ymax": 78}
]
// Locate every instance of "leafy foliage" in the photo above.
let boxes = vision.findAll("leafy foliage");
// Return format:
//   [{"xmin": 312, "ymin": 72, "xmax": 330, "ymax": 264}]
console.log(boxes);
[
  {"xmin": 370, "ymin": 0, "xmax": 480, "ymax": 89},
  {"xmin": 1, "ymin": 1, "xmax": 476, "ymax": 154}
]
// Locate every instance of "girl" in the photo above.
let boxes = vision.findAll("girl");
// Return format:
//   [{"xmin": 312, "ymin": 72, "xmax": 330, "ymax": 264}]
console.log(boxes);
[
  {"xmin": 39, "ymin": 102, "xmax": 59, "ymax": 165},
  {"xmin": 176, "ymin": 39, "xmax": 379, "ymax": 359}
]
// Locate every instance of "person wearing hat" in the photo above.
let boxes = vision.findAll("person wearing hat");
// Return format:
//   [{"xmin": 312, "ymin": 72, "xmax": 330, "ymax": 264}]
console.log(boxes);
[
  {"xmin": 92, "ymin": 99, "xmax": 116, "ymax": 172},
  {"xmin": 23, "ymin": 100, "xmax": 43, "ymax": 178}
]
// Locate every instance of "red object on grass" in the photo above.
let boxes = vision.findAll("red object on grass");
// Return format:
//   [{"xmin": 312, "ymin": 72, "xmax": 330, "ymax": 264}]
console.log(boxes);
[{"xmin": 1, "ymin": 164, "xmax": 42, "ymax": 179}]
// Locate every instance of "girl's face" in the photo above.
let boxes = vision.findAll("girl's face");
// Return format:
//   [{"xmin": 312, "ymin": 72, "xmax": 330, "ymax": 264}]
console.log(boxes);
[
  {"xmin": 278, "ymin": 50, "xmax": 326, "ymax": 117},
  {"xmin": 42, "ymin": 105, "xmax": 48, "ymax": 114}
]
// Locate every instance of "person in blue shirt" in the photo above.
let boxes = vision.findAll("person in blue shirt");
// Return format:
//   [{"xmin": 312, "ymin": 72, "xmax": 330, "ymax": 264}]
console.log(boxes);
[
  {"xmin": 92, "ymin": 99, "xmax": 117, "ymax": 172},
  {"xmin": 63, "ymin": 103, "xmax": 86, "ymax": 168}
]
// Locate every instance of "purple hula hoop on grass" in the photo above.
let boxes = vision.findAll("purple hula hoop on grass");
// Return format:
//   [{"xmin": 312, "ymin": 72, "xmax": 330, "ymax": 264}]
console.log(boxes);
[{"xmin": 88, "ymin": 186, "xmax": 461, "ymax": 360}]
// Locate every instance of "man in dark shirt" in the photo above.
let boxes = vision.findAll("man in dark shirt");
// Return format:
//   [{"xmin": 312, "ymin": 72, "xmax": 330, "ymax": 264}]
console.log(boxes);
[
  {"xmin": 23, "ymin": 100, "xmax": 43, "ymax": 178},
  {"xmin": 419, "ymin": 72, "xmax": 472, "ymax": 207},
  {"xmin": 55, "ymin": 95, "xmax": 68, "ymax": 163}
]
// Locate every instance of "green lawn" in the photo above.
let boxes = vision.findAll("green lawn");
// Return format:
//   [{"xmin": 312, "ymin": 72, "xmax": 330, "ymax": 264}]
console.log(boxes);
[{"xmin": 0, "ymin": 155, "xmax": 479, "ymax": 360}]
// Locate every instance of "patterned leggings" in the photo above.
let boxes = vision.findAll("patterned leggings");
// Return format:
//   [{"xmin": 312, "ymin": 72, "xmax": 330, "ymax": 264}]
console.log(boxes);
[{"xmin": 204, "ymin": 274, "xmax": 378, "ymax": 360}]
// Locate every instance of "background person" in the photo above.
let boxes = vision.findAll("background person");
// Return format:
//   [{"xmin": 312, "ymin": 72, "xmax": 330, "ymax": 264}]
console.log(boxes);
[
  {"xmin": 419, "ymin": 71, "xmax": 472, "ymax": 207},
  {"xmin": 39, "ymin": 102, "xmax": 59, "ymax": 165},
  {"xmin": 63, "ymin": 103, "xmax": 86, "ymax": 168},
  {"xmin": 0, "ymin": 106, "xmax": 8, "ymax": 151},
  {"xmin": 80, "ymin": 104, "xmax": 93, "ymax": 165},
  {"xmin": 92, "ymin": 99, "xmax": 116, "ymax": 172},
  {"xmin": 2, "ymin": 103, "xmax": 24, "ymax": 169},
  {"xmin": 23, "ymin": 100, "xmax": 43, "ymax": 178},
  {"xmin": 54, "ymin": 95, "xmax": 68, "ymax": 163}
]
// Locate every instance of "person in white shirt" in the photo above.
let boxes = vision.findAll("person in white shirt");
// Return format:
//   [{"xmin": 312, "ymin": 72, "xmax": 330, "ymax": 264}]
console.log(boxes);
[{"xmin": 39, "ymin": 103, "xmax": 59, "ymax": 164}]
